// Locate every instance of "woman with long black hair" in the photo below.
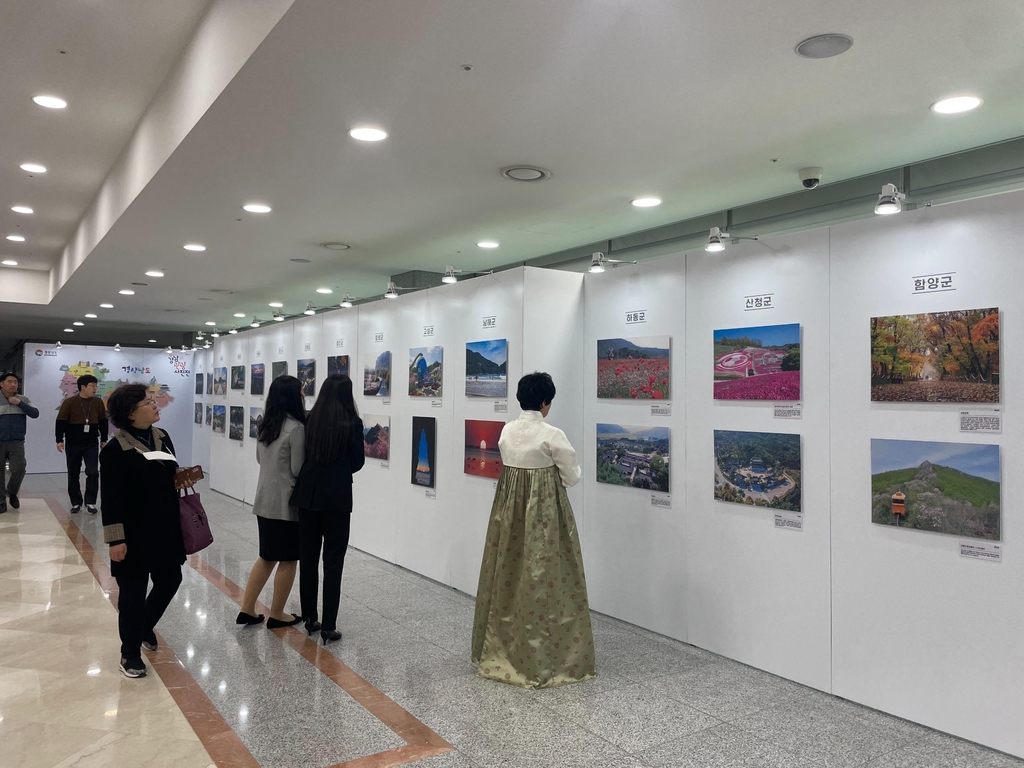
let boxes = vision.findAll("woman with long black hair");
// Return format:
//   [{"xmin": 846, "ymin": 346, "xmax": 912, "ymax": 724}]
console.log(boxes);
[
  {"xmin": 238, "ymin": 375, "xmax": 306, "ymax": 628},
  {"xmin": 290, "ymin": 373, "xmax": 364, "ymax": 644}
]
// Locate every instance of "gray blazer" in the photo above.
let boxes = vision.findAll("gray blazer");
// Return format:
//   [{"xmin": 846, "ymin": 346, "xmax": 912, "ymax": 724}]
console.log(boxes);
[{"xmin": 252, "ymin": 416, "xmax": 305, "ymax": 521}]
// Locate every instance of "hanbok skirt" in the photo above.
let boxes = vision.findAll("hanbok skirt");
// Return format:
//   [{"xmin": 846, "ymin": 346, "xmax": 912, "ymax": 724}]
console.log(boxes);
[{"xmin": 471, "ymin": 464, "xmax": 596, "ymax": 688}]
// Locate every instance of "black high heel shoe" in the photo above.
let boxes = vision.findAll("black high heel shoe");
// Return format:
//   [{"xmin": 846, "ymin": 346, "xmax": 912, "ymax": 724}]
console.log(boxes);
[
  {"xmin": 266, "ymin": 613, "xmax": 302, "ymax": 629},
  {"xmin": 320, "ymin": 629, "xmax": 342, "ymax": 645},
  {"xmin": 304, "ymin": 619, "xmax": 321, "ymax": 636},
  {"xmin": 236, "ymin": 611, "xmax": 264, "ymax": 626}
]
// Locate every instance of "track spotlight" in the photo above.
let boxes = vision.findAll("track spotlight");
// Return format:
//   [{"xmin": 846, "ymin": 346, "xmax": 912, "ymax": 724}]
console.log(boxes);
[
  {"xmin": 273, "ymin": 311, "xmax": 285, "ymax": 322},
  {"xmin": 228, "ymin": 326, "xmax": 238, "ymax": 334},
  {"xmin": 211, "ymin": 329, "xmax": 221, "ymax": 338},
  {"xmin": 165, "ymin": 346, "xmax": 173, "ymax": 355},
  {"xmin": 54, "ymin": 340, "xmax": 62, "ymax": 350},
  {"xmin": 442, "ymin": 265, "xmax": 461, "ymax": 284},
  {"xmin": 250, "ymin": 316, "xmax": 261, "ymax": 328},
  {"xmin": 303, "ymin": 302, "xmax": 316, "ymax": 316},
  {"xmin": 114, "ymin": 343, "xmax": 121, "ymax": 352},
  {"xmin": 384, "ymin": 282, "xmax": 400, "ymax": 299},
  {"xmin": 588, "ymin": 253, "xmax": 606, "ymax": 273},
  {"xmin": 339, "ymin": 293, "xmax": 354, "ymax": 308},
  {"xmin": 706, "ymin": 227, "xmax": 727, "ymax": 252},
  {"xmin": 874, "ymin": 183, "xmax": 904, "ymax": 215}
]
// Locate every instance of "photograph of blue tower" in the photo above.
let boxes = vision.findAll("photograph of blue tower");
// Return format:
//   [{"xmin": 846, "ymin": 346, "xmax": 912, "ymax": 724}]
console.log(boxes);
[{"xmin": 411, "ymin": 416, "xmax": 437, "ymax": 488}]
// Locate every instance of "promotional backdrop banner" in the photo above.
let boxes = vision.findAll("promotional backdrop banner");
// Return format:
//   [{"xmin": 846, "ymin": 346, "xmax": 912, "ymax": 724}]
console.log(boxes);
[{"xmin": 23, "ymin": 344, "xmax": 194, "ymax": 473}]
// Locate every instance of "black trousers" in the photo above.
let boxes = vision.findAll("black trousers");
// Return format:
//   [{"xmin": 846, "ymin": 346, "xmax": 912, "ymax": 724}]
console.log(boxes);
[
  {"xmin": 65, "ymin": 441, "xmax": 99, "ymax": 506},
  {"xmin": 299, "ymin": 507, "xmax": 352, "ymax": 632},
  {"xmin": 115, "ymin": 565, "xmax": 183, "ymax": 659}
]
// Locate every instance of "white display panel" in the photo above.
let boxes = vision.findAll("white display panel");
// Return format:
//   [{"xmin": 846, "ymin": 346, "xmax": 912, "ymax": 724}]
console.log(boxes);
[
  {"xmin": 685, "ymin": 228, "xmax": 831, "ymax": 691},
  {"xmin": 209, "ymin": 334, "xmax": 249, "ymax": 502},
  {"xmin": 191, "ymin": 348, "xmax": 211, "ymax": 473},
  {"xmin": 23, "ymin": 343, "xmax": 194, "ymax": 473},
  {"xmin": 829, "ymin": 193, "xmax": 1024, "ymax": 757}
]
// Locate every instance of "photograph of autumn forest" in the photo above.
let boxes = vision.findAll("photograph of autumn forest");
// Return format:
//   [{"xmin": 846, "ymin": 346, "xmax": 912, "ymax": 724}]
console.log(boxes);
[{"xmin": 870, "ymin": 308, "xmax": 999, "ymax": 403}]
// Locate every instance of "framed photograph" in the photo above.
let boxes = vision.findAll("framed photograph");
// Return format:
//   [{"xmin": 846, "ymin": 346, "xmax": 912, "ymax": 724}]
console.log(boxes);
[
  {"xmin": 411, "ymin": 416, "xmax": 437, "ymax": 488},
  {"xmin": 229, "ymin": 406, "xmax": 244, "ymax": 440},
  {"xmin": 465, "ymin": 339, "xmax": 507, "ymax": 397},
  {"xmin": 194, "ymin": 403, "xmax": 203, "ymax": 424},
  {"xmin": 713, "ymin": 324, "xmax": 800, "ymax": 401},
  {"xmin": 213, "ymin": 368, "xmax": 227, "ymax": 395},
  {"xmin": 250, "ymin": 363, "xmax": 265, "ymax": 395},
  {"xmin": 464, "ymin": 420, "xmax": 504, "ymax": 478},
  {"xmin": 206, "ymin": 372, "xmax": 213, "ymax": 395},
  {"xmin": 363, "ymin": 351, "xmax": 392, "ymax": 397},
  {"xmin": 871, "ymin": 308, "xmax": 999, "ymax": 402},
  {"xmin": 212, "ymin": 405, "xmax": 226, "ymax": 433},
  {"xmin": 205, "ymin": 405, "xmax": 212, "ymax": 426},
  {"xmin": 230, "ymin": 365, "xmax": 245, "ymax": 390},
  {"xmin": 871, "ymin": 439, "xmax": 999, "ymax": 540},
  {"xmin": 297, "ymin": 358, "xmax": 316, "ymax": 397},
  {"xmin": 327, "ymin": 355, "xmax": 350, "ymax": 377},
  {"xmin": 597, "ymin": 336, "xmax": 670, "ymax": 400},
  {"xmin": 195, "ymin": 373, "xmax": 204, "ymax": 395},
  {"xmin": 409, "ymin": 346, "xmax": 443, "ymax": 397},
  {"xmin": 596, "ymin": 424, "xmax": 670, "ymax": 492},
  {"xmin": 714, "ymin": 430, "xmax": 801, "ymax": 511},
  {"xmin": 249, "ymin": 407, "xmax": 263, "ymax": 438},
  {"xmin": 272, "ymin": 361, "xmax": 288, "ymax": 380},
  {"xmin": 362, "ymin": 414, "xmax": 390, "ymax": 460}
]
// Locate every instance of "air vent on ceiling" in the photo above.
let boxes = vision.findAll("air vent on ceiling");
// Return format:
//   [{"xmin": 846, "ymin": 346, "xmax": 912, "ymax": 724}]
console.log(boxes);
[
  {"xmin": 500, "ymin": 165, "xmax": 551, "ymax": 182},
  {"xmin": 209, "ymin": 289, "xmax": 234, "ymax": 294}
]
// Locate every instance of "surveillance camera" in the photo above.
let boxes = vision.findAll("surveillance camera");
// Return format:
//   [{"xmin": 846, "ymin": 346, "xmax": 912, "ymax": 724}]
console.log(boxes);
[{"xmin": 799, "ymin": 167, "xmax": 823, "ymax": 189}]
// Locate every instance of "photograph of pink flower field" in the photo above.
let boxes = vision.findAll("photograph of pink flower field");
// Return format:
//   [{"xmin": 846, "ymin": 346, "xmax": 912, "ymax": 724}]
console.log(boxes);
[
  {"xmin": 714, "ymin": 323, "xmax": 800, "ymax": 400},
  {"xmin": 597, "ymin": 336, "xmax": 670, "ymax": 399}
]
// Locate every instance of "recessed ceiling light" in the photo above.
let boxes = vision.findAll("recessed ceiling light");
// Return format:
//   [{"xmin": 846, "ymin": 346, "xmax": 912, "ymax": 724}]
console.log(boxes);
[
  {"xmin": 32, "ymin": 95, "xmax": 67, "ymax": 109},
  {"xmin": 243, "ymin": 203, "xmax": 272, "ymax": 213},
  {"xmin": 1, "ymin": 260, "xmax": 17, "ymax": 266},
  {"xmin": 233, "ymin": 312, "xmax": 246, "ymax": 318},
  {"xmin": 118, "ymin": 289, "xmax": 135, "ymax": 295},
  {"xmin": 631, "ymin": 197, "xmax": 662, "ymax": 207},
  {"xmin": 64, "ymin": 328, "xmax": 74, "ymax": 333},
  {"xmin": 477, "ymin": 241, "xmax": 499, "ymax": 249},
  {"xmin": 500, "ymin": 165, "xmax": 551, "ymax": 182},
  {"xmin": 316, "ymin": 287, "xmax": 333, "ymax": 294},
  {"xmin": 319, "ymin": 242, "xmax": 351, "ymax": 251},
  {"xmin": 85, "ymin": 313, "xmax": 97, "ymax": 318},
  {"xmin": 268, "ymin": 302, "xmax": 283, "ymax": 308},
  {"xmin": 100, "ymin": 303, "xmax": 113, "ymax": 308},
  {"xmin": 795, "ymin": 34, "xmax": 853, "ymax": 59},
  {"xmin": 931, "ymin": 96, "xmax": 982, "ymax": 114},
  {"xmin": 183, "ymin": 244, "xmax": 206, "ymax": 252},
  {"xmin": 73, "ymin": 321, "xmax": 84, "ymax": 326},
  {"xmin": 148, "ymin": 339, "xmax": 157, "ymax": 343},
  {"xmin": 11, "ymin": 206, "xmax": 33, "ymax": 214},
  {"xmin": 290, "ymin": 258, "xmax": 311, "ymax": 263},
  {"xmin": 6, "ymin": 235, "xmax": 25, "ymax": 242},
  {"xmin": 20, "ymin": 163, "xmax": 46, "ymax": 173},
  {"xmin": 349, "ymin": 127, "xmax": 388, "ymax": 142},
  {"xmin": 145, "ymin": 270, "xmax": 164, "ymax": 277},
  {"xmin": 204, "ymin": 321, "xmax": 216, "ymax": 326}
]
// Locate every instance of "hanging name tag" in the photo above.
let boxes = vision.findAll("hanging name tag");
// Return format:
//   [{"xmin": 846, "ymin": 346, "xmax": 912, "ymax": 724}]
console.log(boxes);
[
  {"xmin": 141, "ymin": 450, "xmax": 177, "ymax": 462},
  {"xmin": 83, "ymin": 424, "xmax": 90, "ymax": 433}
]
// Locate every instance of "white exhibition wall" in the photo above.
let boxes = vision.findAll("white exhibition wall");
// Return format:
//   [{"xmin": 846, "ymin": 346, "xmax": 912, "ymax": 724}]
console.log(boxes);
[
  {"xmin": 186, "ymin": 192, "xmax": 1023, "ymax": 758},
  {"xmin": 23, "ymin": 344, "xmax": 195, "ymax": 472}
]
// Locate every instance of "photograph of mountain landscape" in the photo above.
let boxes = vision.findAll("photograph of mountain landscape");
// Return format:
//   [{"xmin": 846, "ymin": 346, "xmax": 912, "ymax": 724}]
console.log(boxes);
[
  {"xmin": 597, "ymin": 336, "xmax": 670, "ymax": 399},
  {"xmin": 714, "ymin": 430, "xmax": 801, "ymax": 511},
  {"xmin": 212, "ymin": 405, "xmax": 226, "ymax": 433},
  {"xmin": 363, "ymin": 415, "xmax": 390, "ymax": 460},
  {"xmin": 250, "ymin": 363, "xmax": 265, "ymax": 395},
  {"xmin": 409, "ymin": 346, "xmax": 443, "ymax": 397},
  {"xmin": 466, "ymin": 339, "xmax": 507, "ymax": 397},
  {"xmin": 230, "ymin": 365, "xmax": 245, "ymax": 390},
  {"xmin": 871, "ymin": 308, "xmax": 999, "ymax": 403},
  {"xmin": 272, "ymin": 361, "xmax": 288, "ymax": 380},
  {"xmin": 328, "ymin": 355, "xmax": 350, "ymax": 378},
  {"xmin": 213, "ymin": 368, "xmax": 227, "ymax": 395},
  {"xmin": 297, "ymin": 358, "xmax": 316, "ymax": 397},
  {"xmin": 714, "ymin": 323, "xmax": 800, "ymax": 400},
  {"xmin": 363, "ymin": 351, "xmax": 392, "ymax": 396},
  {"xmin": 871, "ymin": 438, "xmax": 1000, "ymax": 540},
  {"xmin": 194, "ymin": 403, "xmax": 202, "ymax": 424},
  {"xmin": 465, "ymin": 420, "xmax": 505, "ymax": 478},
  {"xmin": 249, "ymin": 407, "xmax": 263, "ymax": 438},
  {"xmin": 596, "ymin": 424, "xmax": 670, "ymax": 492},
  {"xmin": 410, "ymin": 416, "xmax": 437, "ymax": 488},
  {"xmin": 205, "ymin": 405, "xmax": 211, "ymax": 426},
  {"xmin": 229, "ymin": 406, "xmax": 244, "ymax": 440}
]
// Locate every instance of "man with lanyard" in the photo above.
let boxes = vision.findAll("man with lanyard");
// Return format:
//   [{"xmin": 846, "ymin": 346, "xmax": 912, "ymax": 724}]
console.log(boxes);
[
  {"xmin": 55, "ymin": 375, "xmax": 109, "ymax": 514},
  {"xmin": 1, "ymin": 372, "xmax": 40, "ymax": 513}
]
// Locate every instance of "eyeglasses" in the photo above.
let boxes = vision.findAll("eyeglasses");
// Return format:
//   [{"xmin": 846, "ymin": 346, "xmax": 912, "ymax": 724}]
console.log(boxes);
[{"xmin": 133, "ymin": 398, "xmax": 158, "ymax": 409}]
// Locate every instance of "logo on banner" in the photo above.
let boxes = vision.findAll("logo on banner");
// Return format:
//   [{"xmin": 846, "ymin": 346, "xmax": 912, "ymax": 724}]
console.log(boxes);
[{"xmin": 35, "ymin": 349, "xmax": 57, "ymax": 357}]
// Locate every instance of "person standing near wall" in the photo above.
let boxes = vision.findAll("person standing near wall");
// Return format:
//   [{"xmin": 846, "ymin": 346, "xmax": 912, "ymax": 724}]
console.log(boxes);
[
  {"xmin": 55, "ymin": 374, "xmax": 109, "ymax": 514},
  {"xmin": 1, "ymin": 372, "xmax": 40, "ymax": 513}
]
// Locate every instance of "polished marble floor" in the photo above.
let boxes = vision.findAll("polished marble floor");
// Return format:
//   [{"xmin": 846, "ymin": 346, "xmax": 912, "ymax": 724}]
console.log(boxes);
[{"xmin": 3, "ymin": 471, "xmax": 1022, "ymax": 768}]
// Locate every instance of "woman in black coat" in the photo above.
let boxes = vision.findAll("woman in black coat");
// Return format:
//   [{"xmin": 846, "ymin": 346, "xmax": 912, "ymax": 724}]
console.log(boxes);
[
  {"xmin": 291, "ymin": 373, "xmax": 364, "ymax": 644},
  {"xmin": 100, "ymin": 383, "xmax": 193, "ymax": 679}
]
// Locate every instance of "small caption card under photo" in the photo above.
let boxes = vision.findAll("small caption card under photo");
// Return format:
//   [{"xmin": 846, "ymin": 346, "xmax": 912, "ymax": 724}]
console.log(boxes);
[
  {"xmin": 959, "ymin": 409, "xmax": 1001, "ymax": 434},
  {"xmin": 959, "ymin": 540, "xmax": 1001, "ymax": 563},
  {"xmin": 774, "ymin": 511, "xmax": 804, "ymax": 531}
]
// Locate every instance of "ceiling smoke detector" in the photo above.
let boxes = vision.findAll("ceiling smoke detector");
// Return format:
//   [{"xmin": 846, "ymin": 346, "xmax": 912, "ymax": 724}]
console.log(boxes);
[
  {"xmin": 795, "ymin": 34, "xmax": 853, "ymax": 59},
  {"xmin": 500, "ymin": 165, "xmax": 551, "ymax": 182},
  {"xmin": 319, "ymin": 242, "xmax": 351, "ymax": 251}
]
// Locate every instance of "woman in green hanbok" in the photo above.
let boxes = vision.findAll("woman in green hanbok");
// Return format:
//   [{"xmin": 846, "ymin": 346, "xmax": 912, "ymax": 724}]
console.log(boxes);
[{"xmin": 472, "ymin": 372, "xmax": 596, "ymax": 688}]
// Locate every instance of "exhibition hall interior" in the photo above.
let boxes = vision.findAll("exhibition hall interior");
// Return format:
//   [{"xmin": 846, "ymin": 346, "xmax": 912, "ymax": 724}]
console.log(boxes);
[{"xmin": 2, "ymin": 1, "xmax": 1024, "ymax": 767}]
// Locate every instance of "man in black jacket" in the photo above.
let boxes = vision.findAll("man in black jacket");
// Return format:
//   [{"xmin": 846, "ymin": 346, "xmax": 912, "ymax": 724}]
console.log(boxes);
[
  {"xmin": 55, "ymin": 375, "xmax": 109, "ymax": 514},
  {"xmin": 1, "ymin": 372, "xmax": 40, "ymax": 512}
]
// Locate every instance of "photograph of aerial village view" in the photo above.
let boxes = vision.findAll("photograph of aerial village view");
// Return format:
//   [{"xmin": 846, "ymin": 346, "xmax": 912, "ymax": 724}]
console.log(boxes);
[
  {"xmin": 714, "ymin": 429, "xmax": 801, "ymax": 510},
  {"xmin": 870, "ymin": 308, "xmax": 999, "ymax": 403},
  {"xmin": 713, "ymin": 323, "xmax": 800, "ymax": 400},
  {"xmin": 596, "ymin": 424, "xmax": 670, "ymax": 493}
]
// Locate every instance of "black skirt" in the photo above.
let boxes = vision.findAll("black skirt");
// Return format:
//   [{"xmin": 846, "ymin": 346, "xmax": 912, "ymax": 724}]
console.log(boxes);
[{"xmin": 257, "ymin": 516, "xmax": 301, "ymax": 561}]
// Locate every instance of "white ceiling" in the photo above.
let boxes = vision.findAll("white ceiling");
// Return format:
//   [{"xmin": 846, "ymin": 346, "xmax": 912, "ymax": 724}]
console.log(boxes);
[{"xmin": 3, "ymin": 0, "xmax": 1024, "ymax": 357}]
